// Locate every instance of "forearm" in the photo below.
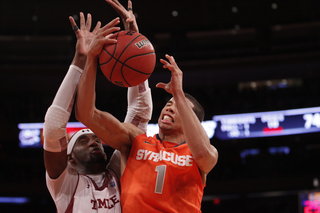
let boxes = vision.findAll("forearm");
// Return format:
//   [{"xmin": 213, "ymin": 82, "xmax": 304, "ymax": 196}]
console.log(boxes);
[
  {"xmin": 124, "ymin": 80, "xmax": 152, "ymax": 133},
  {"xmin": 44, "ymin": 65, "xmax": 83, "ymax": 152},
  {"xmin": 174, "ymin": 91, "xmax": 218, "ymax": 173},
  {"xmin": 174, "ymin": 91, "xmax": 209, "ymax": 149},
  {"xmin": 71, "ymin": 52, "xmax": 87, "ymax": 70},
  {"xmin": 75, "ymin": 54, "xmax": 98, "ymax": 126},
  {"xmin": 75, "ymin": 54, "xmax": 142, "ymax": 151},
  {"xmin": 43, "ymin": 65, "xmax": 83, "ymax": 179}
]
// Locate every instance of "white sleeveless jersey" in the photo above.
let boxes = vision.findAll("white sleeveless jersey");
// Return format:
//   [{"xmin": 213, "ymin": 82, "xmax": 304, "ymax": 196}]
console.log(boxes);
[{"xmin": 46, "ymin": 151, "xmax": 122, "ymax": 213}]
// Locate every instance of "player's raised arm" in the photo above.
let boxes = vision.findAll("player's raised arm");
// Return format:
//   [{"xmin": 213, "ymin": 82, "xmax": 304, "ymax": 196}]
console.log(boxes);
[
  {"xmin": 104, "ymin": 0, "xmax": 154, "ymax": 132},
  {"xmin": 43, "ymin": 13, "xmax": 101, "ymax": 179},
  {"xmin": 156, "ymin": 54, "xmax": 218, "ymax": 175},
  {"xmin": 75, "ymin": 18, "xmax": 144, "ymax": 151},
  {"xmin": 107, "ymin": 0, "xmax": 153, "ymax": 132}
]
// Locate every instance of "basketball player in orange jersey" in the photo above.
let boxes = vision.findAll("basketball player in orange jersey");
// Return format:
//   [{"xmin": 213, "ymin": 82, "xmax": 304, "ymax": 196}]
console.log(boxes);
[
  {"xmin": 76, "ymin": 3, "xmax": 218, "ymax": 213},
  {"xmin": 43, "ymin": 1, "xmax": 152, "ymax": 212}
]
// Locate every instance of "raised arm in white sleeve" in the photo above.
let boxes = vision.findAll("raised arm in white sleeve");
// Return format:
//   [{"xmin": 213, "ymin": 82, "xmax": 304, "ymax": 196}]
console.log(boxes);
[
  {"xmin": 124, "ymin": 80, "xmax": 152, "ymax": 133},
  {"xmin": 43, "ymin": 65, "xmax": 83, "ymax": 152},
  {"xmin": 107, "ymin": 0, "xmax": 152, "ymax": 133}
]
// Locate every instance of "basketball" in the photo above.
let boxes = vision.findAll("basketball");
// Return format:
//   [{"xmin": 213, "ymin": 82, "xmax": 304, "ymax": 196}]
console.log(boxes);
[{"xmin": 99, "ymin": 30, "xmax": 156, "ymax": 87}]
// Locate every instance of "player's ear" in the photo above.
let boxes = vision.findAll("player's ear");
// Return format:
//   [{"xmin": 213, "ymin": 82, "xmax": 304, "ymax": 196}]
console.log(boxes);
[{"xmin": 68, "ymin": 154, "xmax": 74, "ymax": 163}]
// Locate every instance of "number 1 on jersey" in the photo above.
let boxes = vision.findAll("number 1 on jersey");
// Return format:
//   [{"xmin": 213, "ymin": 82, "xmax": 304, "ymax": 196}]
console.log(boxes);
[{"xmin": 155, "ymin": 165, "xmax": 167, "ymax": 194}]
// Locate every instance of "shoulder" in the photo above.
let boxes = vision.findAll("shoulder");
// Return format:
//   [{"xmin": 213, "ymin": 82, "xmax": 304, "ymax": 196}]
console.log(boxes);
[
  {"xmin": 122, "ymin": 122, "xmax": 145, "ymax": 143},
  {"xmin": 131, "ymin": 134, "xmax": 159, "ymax": 148},
  {"xmin": 46, "ymin": 164, "xmax": 77, "ymax": 182},
  {"xmin": 133, "ymin": 133, "xmax": 154, "ymax": 142},
  {"xmin": 46, "ymin": 164, "xmax": 79, "ymax": 199}
]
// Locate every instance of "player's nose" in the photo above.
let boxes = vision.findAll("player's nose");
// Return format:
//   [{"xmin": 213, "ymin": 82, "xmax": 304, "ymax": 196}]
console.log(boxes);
[
  {"xmin": 165, "ymin": 107, "xmax": 174, "ymax": 113},
  {"xmin": 89, "ymin": 139, "xmax": 99, "ymax": 146}
]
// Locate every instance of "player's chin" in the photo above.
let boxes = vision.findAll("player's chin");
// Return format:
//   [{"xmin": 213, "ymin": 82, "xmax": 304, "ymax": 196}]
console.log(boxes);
[
  {"xmin": 159, "ymin": 123, "xmax": 173, "ymax": 131},
  {"xmin": 90, "ymin": 154, "xmax": 106, "ymax": 162}
]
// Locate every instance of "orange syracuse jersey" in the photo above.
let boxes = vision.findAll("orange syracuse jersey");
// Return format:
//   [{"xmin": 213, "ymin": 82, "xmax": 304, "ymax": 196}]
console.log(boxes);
[{"xmin": 120, "ymin": 134, "xmax": 204, "ymax": 213}]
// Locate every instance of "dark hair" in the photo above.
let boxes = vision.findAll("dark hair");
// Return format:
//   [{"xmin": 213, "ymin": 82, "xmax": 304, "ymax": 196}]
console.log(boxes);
[{"xmin": 184, "ymin": 93, "xmax": 205, "ymax": 122}]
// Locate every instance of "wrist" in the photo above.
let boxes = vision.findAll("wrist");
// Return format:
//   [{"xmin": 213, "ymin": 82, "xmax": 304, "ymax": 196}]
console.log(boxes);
[
  {"xmin": 172, "ymin": 89, "xmax": 184, "ymax": 99},
  {"xmin": 86, "ymin": 52, "xmax": 98, "ymax": 61},
  {"xmin": 71, "ymin": 53, "xmax": 87, "ymax": 70}
]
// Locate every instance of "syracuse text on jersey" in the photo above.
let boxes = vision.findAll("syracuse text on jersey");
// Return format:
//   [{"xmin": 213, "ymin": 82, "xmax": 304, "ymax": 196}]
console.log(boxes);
[{"xmin": 136, "ymin": 149, "xmax": 194, "ymax": 166}]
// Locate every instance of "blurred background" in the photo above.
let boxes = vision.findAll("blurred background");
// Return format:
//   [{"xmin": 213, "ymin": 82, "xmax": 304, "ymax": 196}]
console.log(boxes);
[{"xmin": 1, "ymin": 0, "xmax": 320, "ymax": 212}]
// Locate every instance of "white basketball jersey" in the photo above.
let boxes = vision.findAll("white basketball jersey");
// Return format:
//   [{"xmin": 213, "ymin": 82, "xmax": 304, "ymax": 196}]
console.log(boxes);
[
  {"xmin": 46, "ymin": 165, "xmax": 121, "ymax": 213},
  {"xmin": 65, "ymin": 171, "xmax": 121, "ymax": 213}
]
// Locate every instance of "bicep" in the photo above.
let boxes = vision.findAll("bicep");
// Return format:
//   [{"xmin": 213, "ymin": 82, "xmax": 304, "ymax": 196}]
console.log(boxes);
[
  {"xmin": 44, "ymin": 149, "xmax": 68, "ymax": 179},
  {"xmin": 86, "ymin": 109, "xmax": 141, "ymax": 151}
]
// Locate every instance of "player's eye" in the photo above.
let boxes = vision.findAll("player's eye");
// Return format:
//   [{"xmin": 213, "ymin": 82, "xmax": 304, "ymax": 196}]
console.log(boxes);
[{"xmin": 80, "ymin": 140, "xmax": 88, "ymax": 144}]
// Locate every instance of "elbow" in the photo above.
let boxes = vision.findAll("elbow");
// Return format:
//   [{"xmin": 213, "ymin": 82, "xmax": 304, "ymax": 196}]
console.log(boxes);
[
  {"xmin": 195, "ymin": 146, "xmax": 219, "ymax": 173},
  {"xmin": 195, "ymin": 148, "xmax": 217, "ymax": 163},
  {"xmin": 211, "ymin": 147, "xmax": 219, "ymax": 167}
]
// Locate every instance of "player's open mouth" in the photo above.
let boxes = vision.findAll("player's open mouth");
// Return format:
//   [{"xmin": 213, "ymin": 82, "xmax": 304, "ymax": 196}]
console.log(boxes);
[
  {"xmin": 162, "ymin": 115, "xmax": 174, "ymax": 123},
  {"xmin": 92, "ymin": 148, "xmax": 102, "ymax": 154}
]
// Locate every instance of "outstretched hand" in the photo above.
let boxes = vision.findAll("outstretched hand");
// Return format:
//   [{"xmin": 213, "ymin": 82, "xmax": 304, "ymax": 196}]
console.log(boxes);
[
  {"xmin": 86, "ymin": 17, "xmax": 121, "ymax": 57},
  {"xmin": 69, "ymin": 12, "xmax": 101, "ymax": 56},
  {"xmin": 156, "ymin": 54, "xmax": 183, "ymax": 95},
  {"xmin": 106, "ymin": 0, "xmax": 139, "ymax": 32}
]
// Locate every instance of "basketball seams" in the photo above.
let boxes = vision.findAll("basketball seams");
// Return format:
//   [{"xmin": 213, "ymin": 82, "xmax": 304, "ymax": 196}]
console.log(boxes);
[
  {"xmin": 100, "ymin": 48, "xmax": 113, "ymax": 64},
  {"xmin": 113, "ymin": 34, "xmax": 141, "ymax": 86},
  {"xmin": 99, "ymin": 31, "xmax": 121, "ymax": 81},
  {"xmin": 121, "ymin": 52, "xmax": 155, "ymax": 75},
  {"xmin": 99, "ymin": 30, "xmax": 155, "ymax": 87},
  {"xmin": 108, "ymin": 32, "xmax": 120, "ymax": 80},
  {"xmin": 100, "ymin": 31, "xmax": 120, "ymax": 65},
  {"xmin": 104, "ymin": 33, "xmax": 142, "ymax": 85},
  {"xmin": 118, "ymin": 34, "xmax": 142, "ymax": 60},
  {"xmin": 120, "ymin": 52, "xmax": 155, "ymax": 86}
]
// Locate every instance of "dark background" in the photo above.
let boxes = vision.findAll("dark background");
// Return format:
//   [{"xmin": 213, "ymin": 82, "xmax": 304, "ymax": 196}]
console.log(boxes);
[{"xmin": 1, "ymin": 0, "xmax": 320, "ymax": 212}]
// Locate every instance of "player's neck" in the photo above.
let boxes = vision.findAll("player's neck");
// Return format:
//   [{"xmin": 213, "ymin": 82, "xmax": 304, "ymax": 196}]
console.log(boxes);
[
  {"xmin": 158, "ymin": 131, "xmax": 185, "ymax": 144},
  {"xmin": 77, "ymin": 163, "xmax": 106, "ymax": 175}
]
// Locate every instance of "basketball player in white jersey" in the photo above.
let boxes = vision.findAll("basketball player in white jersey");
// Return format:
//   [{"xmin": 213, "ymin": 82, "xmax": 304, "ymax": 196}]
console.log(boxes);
[{"xmin": 43, "ymin": 1, "xmax": 152, "ymax": 212}]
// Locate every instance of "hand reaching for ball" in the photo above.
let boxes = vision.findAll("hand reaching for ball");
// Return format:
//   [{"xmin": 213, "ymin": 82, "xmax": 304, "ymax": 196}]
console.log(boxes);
[
  {"xmin": 87, "ymin": 17, "xmax": 121, "ymax": 58},
  {"xmin": 156, "ymin": 54, "xmax": 184, "ymax": 96}
]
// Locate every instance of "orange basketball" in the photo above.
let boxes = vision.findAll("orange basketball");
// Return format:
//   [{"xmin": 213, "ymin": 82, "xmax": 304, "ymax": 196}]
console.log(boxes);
[{"xmin": 99, "ymin": 30, "xmax": 156, "ymax": 87}]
